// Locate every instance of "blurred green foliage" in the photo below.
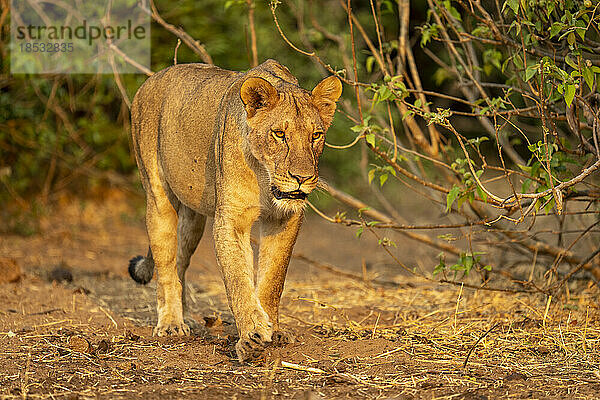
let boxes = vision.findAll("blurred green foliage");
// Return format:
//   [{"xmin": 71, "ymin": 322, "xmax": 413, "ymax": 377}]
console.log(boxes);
[
  {"xmin": 2, "ymin": 0, "xmax": 597, "ymax": 218},
  {"xmin": 0, "ymin": 0, "xmax": 375, "ymax": 209}
]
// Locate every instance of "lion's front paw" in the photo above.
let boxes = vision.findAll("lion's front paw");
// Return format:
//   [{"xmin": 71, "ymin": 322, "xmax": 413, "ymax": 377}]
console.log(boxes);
[
  {"xmin": 235, "ymin": 330, "xmax": 272, "ymax": 362},
  {"xmin": 272, "ymin": 330, "xmax": 295, "ymax": 347},
  {"xmin": 153, "ymin": 319, "xmax": 190, "ymax": 337},
  {"xmin": 234, "ymin": 306, "xmax": 274, "ymax": 361}
]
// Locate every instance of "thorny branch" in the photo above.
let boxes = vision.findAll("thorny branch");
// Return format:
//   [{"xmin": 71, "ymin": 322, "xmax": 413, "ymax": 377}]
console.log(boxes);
[{"xmin": 275, "ymin": 0, "xmax": 600, "ymax": 292}]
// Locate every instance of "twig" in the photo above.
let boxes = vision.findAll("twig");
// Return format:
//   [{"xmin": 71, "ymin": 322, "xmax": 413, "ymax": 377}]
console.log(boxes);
[
  {"xmin": 108, "ymin": 42, "xmax": 154, "ymax": 76},
  {"xmin": 463, "ymin": 323, "xmax": 499, "ymax": 368},
  {"xmin": 542, "ymin": 295, "xmax": 552, "ymax": 328},
  {"xmin": 173, "ymin": 39, "xmax": 181, "ymax": 65},
  {"xmin": 99, "ymin": 307, "xmax": 118, "ymax": 329},
  {"xmin": 246, "ymin": 0, "xmax": 258, "ymax": 67},
  {"xmin": 292, "ymin": 252, "xmax": 396, "ymax": 287},
  {"xmin": 281, "ymin": 361, "xmax": 326, "ymax": 374},
  {"xmin": 552, "ymin": 248, "xmax": 600, "ymax": 293},
  {"xmin": 143, "ymin": 0, "xmax": 212, "ymax": 64}
]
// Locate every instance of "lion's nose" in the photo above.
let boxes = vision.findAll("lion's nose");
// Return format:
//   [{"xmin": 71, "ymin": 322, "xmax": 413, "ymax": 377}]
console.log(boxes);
[{"xmin": 289, "ymin": 172, "xmax": 313, "ymax": 185}]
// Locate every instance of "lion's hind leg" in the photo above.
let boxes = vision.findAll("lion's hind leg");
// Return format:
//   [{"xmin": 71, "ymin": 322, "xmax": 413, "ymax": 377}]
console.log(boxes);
[
  {"xmin": 176, "ymin": 205, "xmax": 207, "ymax": 317},
  {"xmin": 145, "ymin": 188, "xmax": 189, "ymax": 337}
]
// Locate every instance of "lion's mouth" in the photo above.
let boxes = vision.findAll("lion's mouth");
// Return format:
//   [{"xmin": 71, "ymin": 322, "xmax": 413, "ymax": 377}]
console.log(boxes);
[{"xmin": 271, "ymin": 186, "xmax": 308, "ymax": 200}]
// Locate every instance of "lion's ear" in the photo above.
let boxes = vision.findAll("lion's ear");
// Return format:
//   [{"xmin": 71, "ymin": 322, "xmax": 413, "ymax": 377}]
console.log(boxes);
[
  {"xmin": 311, "ymin": 76, "xmax": 343, "ymax": 127},
  {"xmin": 241, "ymin": 77, "xmax": 279, "ymax": 118}
]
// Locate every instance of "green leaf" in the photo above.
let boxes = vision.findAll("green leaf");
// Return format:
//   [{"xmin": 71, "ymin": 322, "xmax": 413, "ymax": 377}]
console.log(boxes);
[
  {"xmin": 373, "ymin": 86, "xmax": 394, "ymax": 105},
  {"xmin": 476, "ymin": 185, "xmax": 488, "ymax": 203},
  {"xmin": 583, "ymin": 67, "xmax": 594, "ymax": 91},
  {"xmin": 464, "ymin": 256, "xmax": 474, "ymax": 275},
  {"xmin": 379, "ymin": 173, "xmax": 388, "ymax": 187},
  {"xmin": 517, "ymin": 164, "xmax": 532, "ymax": 173},
  {"xmin": 368, "ymin": 168, "xmax": 376, "ymax": 184},
  {"xmin": 402, "ymin": 110, "xmax": 415, "ymax": 120},
  {"xmin": 546, "ymin": 1, "xmax": 555, "ymax": 17},
  {"xmin": 446, "ymin": 185, "xmax": 461, "ymax": 212},
  {"xmin": 567, "ymin": 32, "xmax": 576, "ymax": 45},
  {"xmin": 443, "ymin": 0, "xmax": 462, "ymax": 21},
  {"xmin": 366, "ymin": 56, "xmax": 376, "ymax": 74},
  {"xmin": 433, "ymin": 68, "xmax": 451, "ymax": 86},
  {"xmin": 433, "ymin": 253, "xmax": 446, "ymax": 275},
  {"xmin": 512, "ymin": 54, "xmax": 524, "ymax": 70},
  {"xmin": 384, "ymin": 165, "xmax": 397, "ymax": 177},
  {"xmin": 365, "ymin": 133, "xmax": 376, "ymax": 147},
  {"xmin": 525, "ymin": 65, "xmax": 538, "ymax": 82},
  {"xmin": 565, "ymin": 55, "xmax": 578, "ymax": 70},
  {"xmin": 483, "ymin": 49, "xmax": 502, "ymax": 70},
  {"xmin": 420, "ymin": 24, "xmax": 439, "ymax": 47},
  {"xmin": 503, "ymin": 0, "xmax": 519, "ymax": 14},
  {"xmin": 565, "ymin": 83, "xmax": 576, "ymax": 107},
  {"xmin": 356, "ymin": 226, "xmax": 364, "ymax": 238},
  {"xmin": 357, "ymin": 207, "xmax": 371, "ymax": 216},
  {"xmin": 549, "ymin": 22, "xmax": 563, "ymax": 38}
]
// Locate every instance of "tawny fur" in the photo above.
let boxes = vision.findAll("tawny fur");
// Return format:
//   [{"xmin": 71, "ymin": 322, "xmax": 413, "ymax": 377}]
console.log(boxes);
[{"xmin": 128, "ymin": 59, "xmax": 342, "ymax": 361}]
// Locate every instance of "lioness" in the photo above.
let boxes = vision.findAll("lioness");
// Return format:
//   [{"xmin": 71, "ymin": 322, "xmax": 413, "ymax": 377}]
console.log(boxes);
[{"xmin": 128, "ymin": 59, "xmax": 342, "ymax": 361}]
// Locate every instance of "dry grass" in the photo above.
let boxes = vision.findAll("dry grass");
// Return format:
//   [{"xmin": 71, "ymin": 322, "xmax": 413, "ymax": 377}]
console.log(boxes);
[
  {"xmin": 1, "ymin": 195, "xmax": 599, "ymax": 399},
  {"xmin": 1, "ymin": 270, "xmax": 599, "ymax": 399}
]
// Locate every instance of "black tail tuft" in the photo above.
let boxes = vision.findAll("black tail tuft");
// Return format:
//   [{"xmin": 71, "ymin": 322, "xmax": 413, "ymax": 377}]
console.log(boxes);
[{"xmin": 128, "ymin": 255, "xmax": 153, "ymax": 284}]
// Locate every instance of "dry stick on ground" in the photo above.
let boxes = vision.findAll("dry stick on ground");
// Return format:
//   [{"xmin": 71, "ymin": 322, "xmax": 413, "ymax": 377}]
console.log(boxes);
[
  {"xmin": 463, "ymin": 322, "xmax": 500, "ymax": 368},
  {"xmin": 281, "ymin": 361, "xmax": 326, "ymax": 374}
]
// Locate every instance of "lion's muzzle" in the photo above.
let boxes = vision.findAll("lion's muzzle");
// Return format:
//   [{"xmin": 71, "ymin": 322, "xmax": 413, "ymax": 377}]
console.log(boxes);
[{"xmin": 271, "ymin": 186, "xmax": 308, "ymax": 200}]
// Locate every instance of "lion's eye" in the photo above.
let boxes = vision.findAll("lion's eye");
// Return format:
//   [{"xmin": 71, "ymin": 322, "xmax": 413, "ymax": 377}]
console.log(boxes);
[
  {"xmin": 312, "ymin": 131, "xmax": 324, "ymax": 140},
  {"xmin": 272, "ymin": 130, "xmax": 286, "ymax": 139}
]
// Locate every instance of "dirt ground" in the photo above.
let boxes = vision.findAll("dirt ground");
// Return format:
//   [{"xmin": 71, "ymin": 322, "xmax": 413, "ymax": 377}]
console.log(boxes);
[{"xmin": 1, "ymin": 191, "xmax": 600, "ymax": 399}]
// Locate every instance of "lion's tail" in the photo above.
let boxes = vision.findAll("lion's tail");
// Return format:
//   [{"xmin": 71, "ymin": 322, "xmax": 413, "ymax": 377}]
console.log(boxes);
[{"xmin": 128, "ymin": 248, "xmax": 155, "ymax": 285}]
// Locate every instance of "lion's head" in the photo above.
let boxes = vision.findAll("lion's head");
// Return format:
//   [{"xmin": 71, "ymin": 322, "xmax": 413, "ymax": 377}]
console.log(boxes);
[{"xmin": 240, "ymin": 75, "xmax": 342, "ymax": 213}]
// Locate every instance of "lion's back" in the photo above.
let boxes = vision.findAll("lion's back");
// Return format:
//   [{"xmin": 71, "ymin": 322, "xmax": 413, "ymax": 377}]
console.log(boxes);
[{"xmin": 131, "ymin": 63, "xmax": 242, "ymax": 215}]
